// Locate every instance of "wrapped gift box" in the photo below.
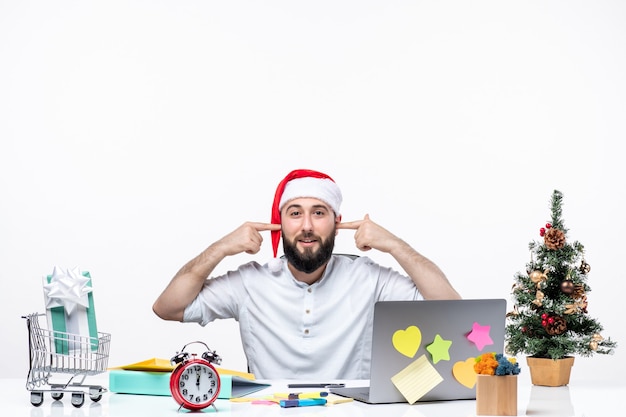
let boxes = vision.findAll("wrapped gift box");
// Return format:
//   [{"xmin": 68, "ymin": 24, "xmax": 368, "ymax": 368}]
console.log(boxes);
[{"xmin": 42, "ymin": 266, "xmax": 99, "ymax": 354}]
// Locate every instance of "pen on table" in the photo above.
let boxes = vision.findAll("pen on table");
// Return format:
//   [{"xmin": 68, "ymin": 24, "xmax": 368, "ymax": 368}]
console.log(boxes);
[
  {"xmin": 287, "ymin": 383, "xmax": 345, "ymax": 388},
  {"xmin": 274, "ymin": 391, "xmax": 329, "ymax": 399},
  {"xmin": 279, "ymin": 398, "xmax": 327, "ymax": 408}
]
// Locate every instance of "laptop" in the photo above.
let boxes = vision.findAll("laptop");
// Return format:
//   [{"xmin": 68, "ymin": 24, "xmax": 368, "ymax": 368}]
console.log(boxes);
[{"xmin": 331, "ymin": 299, "xmax": 507, "ymax": 404}]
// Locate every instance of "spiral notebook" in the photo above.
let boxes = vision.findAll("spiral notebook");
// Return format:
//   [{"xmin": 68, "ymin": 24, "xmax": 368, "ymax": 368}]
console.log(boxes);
[{"xmin": 331, "ymin": 299, "xmax": 506, "ymax": 404}]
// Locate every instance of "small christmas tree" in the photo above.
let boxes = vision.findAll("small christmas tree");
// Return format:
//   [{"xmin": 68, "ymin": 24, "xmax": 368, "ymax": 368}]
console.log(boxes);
[{"xmin": 506, "ymin": 190, "xmax": 616, "ymax": 360}]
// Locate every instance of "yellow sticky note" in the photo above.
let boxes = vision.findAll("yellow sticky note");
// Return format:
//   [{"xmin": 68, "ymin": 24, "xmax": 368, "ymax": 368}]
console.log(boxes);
[
  {"xmin": 325, "ymin": 393, "xmax": 354, "ymax": 405},
  {"xmin": 390, "ymin": 354, "xmax": 444, "ymax": 404},
  {"xmin": 392, "ymin": 325, "xmax": 422, "ymax": 358}
]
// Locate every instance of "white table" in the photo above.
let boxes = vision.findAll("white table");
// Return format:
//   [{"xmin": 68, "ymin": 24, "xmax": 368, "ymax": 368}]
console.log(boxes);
[{"xmin": 0, "ymin": 372, "xmax": 622, "ymax": 416}]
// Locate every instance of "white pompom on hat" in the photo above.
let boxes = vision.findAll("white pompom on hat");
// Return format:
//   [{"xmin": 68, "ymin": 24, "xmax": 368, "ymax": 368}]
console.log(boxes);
[{"xmin": 268, "ymin": 169, "xmax": 342, "ymax": 272}]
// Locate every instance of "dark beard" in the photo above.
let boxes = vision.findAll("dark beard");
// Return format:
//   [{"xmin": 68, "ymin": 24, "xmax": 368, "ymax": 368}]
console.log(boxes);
[{"xmin": 283, "ymin": 229, "xmax": 335, "ymax": 274}]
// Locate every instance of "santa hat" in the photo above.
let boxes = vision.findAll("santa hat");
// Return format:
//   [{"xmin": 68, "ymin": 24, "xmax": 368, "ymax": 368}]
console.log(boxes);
[{"xmin": 268, "ymin": 169, "xmax": 342, "ymax": 272}]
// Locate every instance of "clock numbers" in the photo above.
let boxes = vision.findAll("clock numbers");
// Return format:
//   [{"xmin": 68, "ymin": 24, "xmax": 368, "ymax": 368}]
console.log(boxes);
[
  {"xmin": 169, "ymin": 343, "xmax": 222, "ymax": 410},
  {"xmin": 176, "ymin": 363, "xmax": 217, "ymax": 405}
]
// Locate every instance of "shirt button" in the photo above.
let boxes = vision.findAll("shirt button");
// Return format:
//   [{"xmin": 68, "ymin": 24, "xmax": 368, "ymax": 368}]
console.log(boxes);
[
  {"xmin": 307, "ymin": 288, "xmax": 312, "ymax": 293},
  {"xmin": 304, "ymin": 329, "xmax": 310, "ymax": 335},
  {"xmin": 305, "ymin": 309, "xmax": 310, "ymax": 314}
]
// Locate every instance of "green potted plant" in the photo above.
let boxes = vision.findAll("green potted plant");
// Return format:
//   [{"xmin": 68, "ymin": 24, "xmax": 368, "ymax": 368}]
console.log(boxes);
[{"xmin": 505, "ymin": 190, "xmax": 616, "ymax": 386}]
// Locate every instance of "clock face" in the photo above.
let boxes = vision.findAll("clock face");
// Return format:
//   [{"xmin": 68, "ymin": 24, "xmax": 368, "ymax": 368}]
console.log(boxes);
[{"xmin": 171, "ymin": 360, "xmax": 220, "ymax": 410}]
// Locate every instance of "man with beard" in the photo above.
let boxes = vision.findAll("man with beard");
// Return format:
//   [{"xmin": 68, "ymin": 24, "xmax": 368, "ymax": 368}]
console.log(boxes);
[{"xmin": 153, "ymin": 169, "xmax": 460, "ymax": 379}]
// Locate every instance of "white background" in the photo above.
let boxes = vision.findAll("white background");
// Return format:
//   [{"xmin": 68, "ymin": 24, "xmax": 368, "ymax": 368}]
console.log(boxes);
[{"xmin": 1, "ymin": 1, "xmax": 624, "ymax": 382}]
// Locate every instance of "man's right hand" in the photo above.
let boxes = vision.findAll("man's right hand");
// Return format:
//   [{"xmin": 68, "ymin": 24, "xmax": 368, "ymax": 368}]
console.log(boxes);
[{"xmin": 215, "ymin": 222, "xmax": 282, "ymax": 256}]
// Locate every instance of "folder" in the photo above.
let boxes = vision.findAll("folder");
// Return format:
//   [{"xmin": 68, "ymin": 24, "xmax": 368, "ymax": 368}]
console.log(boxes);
[{"xmin": 108, "ymin": 358, "xmax": 270, "ymax": 399}]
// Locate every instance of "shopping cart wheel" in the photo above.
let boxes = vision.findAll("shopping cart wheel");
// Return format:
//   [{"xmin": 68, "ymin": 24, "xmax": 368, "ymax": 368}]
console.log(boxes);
[
  {"xmin": 30, "ymin": 391, "xmax": 44, "ymax": 407},
  {"xmin": 51, "ymin": 385, "xmax": 64, "ymax": 400},
  {"xmin": 71, "ymin": 392, "xmax": 85, "ymax": 408},
  {"xmin": 89, "ymin": 386, "xmax": 103, "ymax": 402}
]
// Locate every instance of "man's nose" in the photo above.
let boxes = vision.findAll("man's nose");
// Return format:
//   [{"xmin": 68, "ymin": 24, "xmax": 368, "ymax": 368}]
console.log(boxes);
[{"xmin": 301, "ymin": 214, "xmax": 313, "ymax": 231}]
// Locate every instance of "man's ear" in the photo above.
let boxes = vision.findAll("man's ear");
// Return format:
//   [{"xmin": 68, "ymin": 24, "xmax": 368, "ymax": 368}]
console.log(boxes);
[{"xmin": 335, "ymin": 214, "xmax": 342, "ymax": 235}]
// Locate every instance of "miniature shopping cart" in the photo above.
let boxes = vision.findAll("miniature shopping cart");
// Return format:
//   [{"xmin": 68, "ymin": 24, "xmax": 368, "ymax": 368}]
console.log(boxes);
[{"xmin": 22, "ymin": 313, "xmax": 111, "ymax": 408}]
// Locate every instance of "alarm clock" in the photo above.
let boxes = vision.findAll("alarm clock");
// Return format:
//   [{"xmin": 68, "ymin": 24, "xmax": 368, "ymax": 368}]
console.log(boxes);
[{"xmin": 169, "ymin": 341, "xmax": 222, "ymax": 411}]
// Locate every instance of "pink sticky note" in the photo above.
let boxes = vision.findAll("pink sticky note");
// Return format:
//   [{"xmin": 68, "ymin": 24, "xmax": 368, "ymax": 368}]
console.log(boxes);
[
  {"xmin": 466, "ymin": 322, "xmax": 493, "ymax": 351},
  {"xmin": 251, "ymin": 400, "xmax": 278, "ymax": 405}
]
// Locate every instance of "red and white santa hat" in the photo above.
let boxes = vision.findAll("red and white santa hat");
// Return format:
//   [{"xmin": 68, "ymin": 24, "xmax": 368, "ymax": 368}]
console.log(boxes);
[{"xmin": 268, "ymin": 169, "xmax": 342, "ymax": 272}]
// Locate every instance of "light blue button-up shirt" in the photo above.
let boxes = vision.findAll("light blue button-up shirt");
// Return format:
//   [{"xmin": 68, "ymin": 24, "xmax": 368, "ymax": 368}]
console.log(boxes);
[{"xmin": 184, "ymin": 255, "xmax": 423, "ymax": 379}]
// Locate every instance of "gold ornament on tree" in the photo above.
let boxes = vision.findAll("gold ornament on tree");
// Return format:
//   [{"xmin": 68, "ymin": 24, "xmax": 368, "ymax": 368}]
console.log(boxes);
[
  {"xmin": 531, "ymin": 290, "xmax": 544, "ymax": 307},
  {"xmin": 590, "ymin": 333, "xmax": 604, "ymax": 350},
  {"xmin": 564, "ymin": 296, "xmax": 588, "ymax": 314},
  {"xmin": 530, "ymin": 269, "xmax": 548, "ymax": 288},
  {"xmin": 506, "ymin": 304, "xmax": 519, "ymax": 318}
]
